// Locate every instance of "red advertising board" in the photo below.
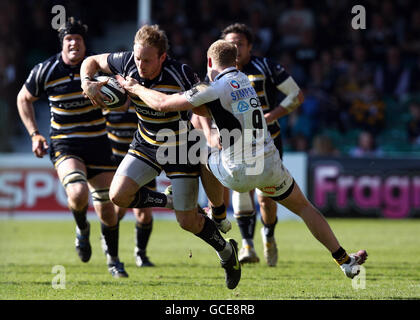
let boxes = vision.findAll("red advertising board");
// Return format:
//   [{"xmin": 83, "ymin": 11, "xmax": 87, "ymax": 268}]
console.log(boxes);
[{"xmin": 0, "ymin": 154, "xmax": 171, "ymax": 215}]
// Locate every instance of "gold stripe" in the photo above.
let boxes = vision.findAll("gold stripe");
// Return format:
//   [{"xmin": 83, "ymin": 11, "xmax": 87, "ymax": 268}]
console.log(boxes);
[
  {"xmin": 247, "ymin": 74, "xmax": 264, "ymax": 81},
  {"xmin": 112, "ymin": 148, "xmax": 128, "ymax": 156},
  {"xmin": 51, "ymin": 105, "xmax": 96, "ymax": 114},
  {"xmin": 257, "ymin": 91, "xmax": 265, "ymax": 96},
  {"xmin": 166, "ymin": 171, "xmax": 199, "ymax": 176},
  {"xmin": 106, "ymin": 121, "xmax": 137, "ymax": 128},
  {"xmin": 51, "ymin": 129, "xmax": 107, "ymax": 139},
  {"xmin": 46, "ymin": 76, "xmax": 70, "ymax": 87},
  {"xmin": 270, "ymin": 130, "xmax": 280, "ymax": 139},
  {"xmin": 52, "ymin": 118, "xmax": 105, "ymax": 128},
  {"xmin": 87, "ymin": 164, "xmax": 117, "ymax": 170},
  {"xmin": 107, "ymin": 132, "xmax": 132, "ymax": 143},
  {"xmin": 128, "ymin": 149, "xmax": 162, "ymax": 170},
  {"xmin": 136, "ymin": 112, "xmax": 180, "ymax": 122},
  {"xmin": 50, "ymin": 91, "xmax": 84, "ymax": 99}
]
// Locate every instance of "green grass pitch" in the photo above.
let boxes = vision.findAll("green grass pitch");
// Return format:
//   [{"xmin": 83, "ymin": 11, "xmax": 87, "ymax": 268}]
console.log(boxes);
[{"xmin": 0, "ymin": 217, "xmax": 419, "ymax": 300}]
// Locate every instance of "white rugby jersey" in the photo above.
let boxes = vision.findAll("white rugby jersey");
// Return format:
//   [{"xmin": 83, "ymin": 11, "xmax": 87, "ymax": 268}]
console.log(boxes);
[{"xmin": 185, "ymin": 67, "xmax": 271, "ymax": 164}]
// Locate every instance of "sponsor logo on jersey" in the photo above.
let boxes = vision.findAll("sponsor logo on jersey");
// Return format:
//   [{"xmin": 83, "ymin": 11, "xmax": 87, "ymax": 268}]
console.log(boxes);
[
  {"xmin": 230, "ymin": 80, "xmax": 240, "ymax": 89},
  {"xmin": 237, "ymin": 101, "xmax": 249, "ymax": 112},
  {"xmin": 136, "ymin": 108, "xmax": 167, "ymax": 117},
  {"xmin": 230, "ymin": 87, "xmax": 257, "ymax": 101}
]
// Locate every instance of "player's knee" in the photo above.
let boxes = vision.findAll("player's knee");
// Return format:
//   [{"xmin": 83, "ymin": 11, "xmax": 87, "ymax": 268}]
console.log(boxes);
[
  {"xmin": 232, "ymin": 191, "xmax": 254, "ymax": 215},
  {"xmin": 175, "ymin": 212, "xmax": 197, "ymax": 233},
  {"xmin": 134, "ymin": 208, "xmax": 152, "ymax": 223},
  {"xmin": 258, "ymin": 196, "xmax": 275, "ymax": 212},
  {"xmin": 66, "ymin": 184, "xmax": 89, "ymax": 210},
  {"xmin": 109, "ymin": 188, "xmax": 127, "ymax": 207}
]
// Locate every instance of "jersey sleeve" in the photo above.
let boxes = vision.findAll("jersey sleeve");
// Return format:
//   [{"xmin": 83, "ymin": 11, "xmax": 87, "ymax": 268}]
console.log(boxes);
[
  {"xmin": 264, "ymin": 58, "xmax": 290, "ymax": 86},
  {"xmin": 184, "ymin": 83, "xmax": 218, "ymax": 107},
  {"xmin": 107, "ymin": 51, "xmax": 132, "ymax": 76},
  {"xmin": 24, "ymin": 63, "xmax": 46, "ymax": 97}
]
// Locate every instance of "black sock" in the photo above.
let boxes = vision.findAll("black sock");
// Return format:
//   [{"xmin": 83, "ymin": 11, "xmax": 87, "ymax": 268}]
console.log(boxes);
[
  {"xmin": 211, "ymin": 204, "xmax": 226, "ymax": 222},
  {"xmin": 195, "ymin": 215, "xmax": 226, "ymax": 252},
  {"xmin": 135, "ymin": 219, "xmax": 153, "ymax": 252},
  {"xmin": 71, "ymin": 205, "xmax": 88, "ymax": 231},
  {"xmin": 236, "ymin": 211, "xmax": 256, "ymax": 240},
  {"xmin": 261, "ymin": 216, "xmax": 277, "ymax": 238},
  {"xmin": 129, "ymin": 187, "xmax": 167, "ymax": 208},
  {"xmin": 101, "ymin": 222, "xmax": 119, "ymax": 258},
  {"xmin": 332, "ymin": 246, "xmax": 350, "ymax": 265}
]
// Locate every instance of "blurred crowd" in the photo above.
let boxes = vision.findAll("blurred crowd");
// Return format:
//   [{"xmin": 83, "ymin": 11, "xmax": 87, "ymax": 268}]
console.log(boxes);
[{"xmin": 1, "ymin": 0, "xmax": 420, "ymax": 156}]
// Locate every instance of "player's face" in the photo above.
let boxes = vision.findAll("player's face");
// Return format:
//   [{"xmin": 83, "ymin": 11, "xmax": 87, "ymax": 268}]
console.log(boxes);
[
  {"xmin": 224, "ymin": 33, "xmax": 252, "ymax": 68},
  {"xmin": 133, "ymin": 44, "xmax": 166, "ymax": 80},
  {"xmin": 62, "ymin": 34, "xmax": 86, "ymax": 64}
]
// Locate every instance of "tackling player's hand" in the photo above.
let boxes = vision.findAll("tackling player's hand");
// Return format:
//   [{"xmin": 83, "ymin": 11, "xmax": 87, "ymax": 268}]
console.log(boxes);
[
  {"xmin": 81, "ymin": 79, "xmax": 110, "ymax": 108},
  {"xmin": 208, "ymin": 128, "xmax": 222, "ymax": 150},
  {"xmin": 116, "ymin": 75, "xmax": 139, "ymax": 95},
  {"xmin": 264, "ymin": 112, "xmax": 277, "ymax": 124},
  {"xmin": 31, "ymin": 134, "xmax": 49, "ymax": 158}
]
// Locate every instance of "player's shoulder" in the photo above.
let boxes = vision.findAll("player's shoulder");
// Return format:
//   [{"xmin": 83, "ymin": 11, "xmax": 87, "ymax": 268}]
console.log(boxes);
[
  {"xmin": 252, "ymin": 55, "xmax": 284, "ymax": 71},
  {"xmin": 163, "ymin": 57, "xmax": 199, "ymax": 88},
  {"xmin": 164, "ymin": 57, "xmax": 194, "ymax": 74},
  {"xmin": 31, "ymin": 53, "xmax": 60, "ymax": 70}
]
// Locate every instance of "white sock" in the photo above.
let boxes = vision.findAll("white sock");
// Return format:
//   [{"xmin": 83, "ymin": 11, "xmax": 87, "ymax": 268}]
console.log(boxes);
[{"xmin": 242, "ymin": 239, "xmax": 254, "ymax": 248}]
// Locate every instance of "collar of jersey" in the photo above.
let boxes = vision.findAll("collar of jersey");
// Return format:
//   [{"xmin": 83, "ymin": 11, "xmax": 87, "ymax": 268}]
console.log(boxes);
[{"xmin": 214, "ymin": 67, "xmax": 238, "ymax": 81}]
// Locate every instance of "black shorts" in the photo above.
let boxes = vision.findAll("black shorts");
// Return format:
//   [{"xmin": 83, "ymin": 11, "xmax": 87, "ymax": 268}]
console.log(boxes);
[
  {"xmin": 50, "ymin": 136, "xmax": 117, "ymax": 179},
  {"xmin": 127, "ymin": 132, "xmax": 200, "ymax": 180}
]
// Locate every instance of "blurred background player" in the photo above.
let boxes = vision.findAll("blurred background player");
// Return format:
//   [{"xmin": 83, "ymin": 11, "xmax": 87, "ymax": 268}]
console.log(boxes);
[
  {"xmin": 16, "ymin": 17, "xmax": 128, "ymax": 278},
  {"xmin": 194, "ymin": 23, "xmax": 304, "ymax": 266},
  {"xmin": 104, "ymin": 106, "xmax": 156, "ymax": 267}
]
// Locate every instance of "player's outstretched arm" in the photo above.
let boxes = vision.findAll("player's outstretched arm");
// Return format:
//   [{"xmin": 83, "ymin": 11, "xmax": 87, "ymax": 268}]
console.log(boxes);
[
  {"xmin": 16, "ymin": 86, "xmax": 48, "ymax": 158},
  {"xmin": 119, "ymin": 76, "xmax": 194, "ymax": 112}
]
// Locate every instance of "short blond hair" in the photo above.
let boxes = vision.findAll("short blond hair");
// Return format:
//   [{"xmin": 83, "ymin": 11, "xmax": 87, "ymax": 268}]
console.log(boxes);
[
  {"xmin": 207, "ymin": 40, "xmax": 237, "ymax": 68},
  {"xmin": 134, "ymin": 24, "xmax": 169, "ymax": 56}
]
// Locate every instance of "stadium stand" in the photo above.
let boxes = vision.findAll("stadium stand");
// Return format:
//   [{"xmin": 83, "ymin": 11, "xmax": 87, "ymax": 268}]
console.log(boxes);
[{"xmin": 2, "ymin": 0, "xmax": 420, "ymax": 156}]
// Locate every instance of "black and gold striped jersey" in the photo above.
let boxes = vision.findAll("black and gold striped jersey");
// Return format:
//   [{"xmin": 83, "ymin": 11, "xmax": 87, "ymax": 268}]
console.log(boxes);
[
  {"xmin": 25, "ymin": 53, "xmax": 107, "ymax": 140},
  {"xmin": 241, "ymin": 56, "xmax": 290, "ymax": 139},
  {"xmin": 107, "ymin": 52, "xmax": 199, "ymax": 147},
  {"xmin": 103, "ymin": 105, "xmax": 137, "ymax": 157}
]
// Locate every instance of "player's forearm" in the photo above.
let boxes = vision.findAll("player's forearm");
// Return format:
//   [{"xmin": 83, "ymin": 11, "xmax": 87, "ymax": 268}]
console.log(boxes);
[
  {"xmin": 17, "ymin": 90, "xmax": 39, "ymax": 136},
  {"xmin": 277, "ymin": 77, "xmax": 304, "ymax": 115},
  {"xmin": 80, "ymin": 54, "xmax": 111, "ymax": 80},
  {"xmin": 80, "ymin": 56, "xmax": 100, "ymax": 80},
  {"xmin": 133, "ymin": 85, "xmax": 191, "ymax": 112}
]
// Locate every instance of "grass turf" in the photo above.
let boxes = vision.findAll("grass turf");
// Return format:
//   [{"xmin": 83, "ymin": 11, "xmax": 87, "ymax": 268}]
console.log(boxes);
[{"xmin": 0, "ymin": 217, "xmax": 419, "ymax": 300}]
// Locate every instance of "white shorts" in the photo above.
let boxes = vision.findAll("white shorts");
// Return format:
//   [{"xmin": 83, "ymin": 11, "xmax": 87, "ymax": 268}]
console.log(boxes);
[{"xmin": 208, "ymin": 141, "xmax": 294, "ymax": 198}]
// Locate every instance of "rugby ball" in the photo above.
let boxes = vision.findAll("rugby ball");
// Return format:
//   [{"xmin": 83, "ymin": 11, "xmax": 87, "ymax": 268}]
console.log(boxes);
[{"xmin": 95, "ymin": 75, "xmax": 127, "ymax": 109}]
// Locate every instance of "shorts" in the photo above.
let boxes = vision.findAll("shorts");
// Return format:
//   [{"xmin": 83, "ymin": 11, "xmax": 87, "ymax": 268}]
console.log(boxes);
[
  {"xmin": 115, "ymin": 132, "xmax": 200, "ymax": 211},
  {"xmin": 50, "ymin": 136, "xmax": 117, "ymax": 179},
  {"xmin": 208, "ymin": 139, "xmax": 294, "ymax": 199},
  {"xmin": 127, "ymin": 131, "xmax": 200, "ymax": 180},
  {"xmin": 113, "ymin": 152, "xmax": 156, "ymax": 190}
]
